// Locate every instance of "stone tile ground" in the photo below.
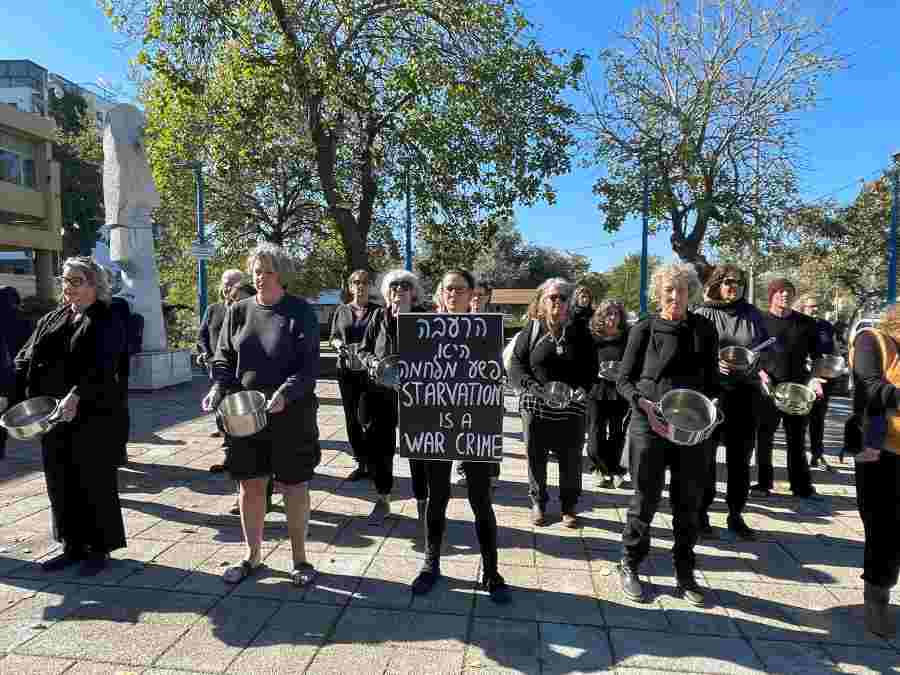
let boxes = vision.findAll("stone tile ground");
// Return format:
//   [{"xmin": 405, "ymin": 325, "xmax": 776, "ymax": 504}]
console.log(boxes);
[{"xmin": 0, "ymin": 375, "xmax": 896, "ymax": 673}]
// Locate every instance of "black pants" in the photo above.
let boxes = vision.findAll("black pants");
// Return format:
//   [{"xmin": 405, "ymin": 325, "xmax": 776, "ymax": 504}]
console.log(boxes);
[
  {"xmin": 337, "ymin": 369, "xmax": 369, "ymax": 467},
  {"xmin": 522, "ymin": 410, "xmax": 584, "ymax": 511},
  {"xmin": 856, "ymin": 451, "xmax": 900, "ymax": 588},
  {"xmin": 365, "ymin": 388, "xmax": 398, "ymax": 495},
  {"xmin": 409, "ymin": 459, "xmax": 499, "ymax": 577},
  {"xmin": 701, "ymin": 384, "xmax": 761, "ymax": 518},
  {"xmin": 622, "ymin": 412, "xmax": 708, "ymax": 573},
  {"xmin": 807, "ymin": 382, "xmax": 834, "ymax": 459},
  {"xmin": 755, "ymin": 395, "xmax": 813, "ymax": 495},
  {"xmin": 585, "ymin": 398, "xmax": 627, "ymax": 474}
]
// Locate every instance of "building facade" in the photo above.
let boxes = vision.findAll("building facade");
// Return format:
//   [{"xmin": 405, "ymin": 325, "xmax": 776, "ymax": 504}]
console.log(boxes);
[{"xmin": 0, "ymin": 60, "xmax": 61, "ymax": 300}]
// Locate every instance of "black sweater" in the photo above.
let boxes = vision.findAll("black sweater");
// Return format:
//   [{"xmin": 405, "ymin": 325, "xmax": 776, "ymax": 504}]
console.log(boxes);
[
  {"xmin": 617, "ymin": 313, "xmax": 720, "ymax": 408},
  {"xmin": 758, "ymin": 311, "xmax": 820, "ymax": 384},
  {"xmin": 329, "ymin": 302, "xmax": 380, "ymax": 345},
  {"xmin": 197, "ymin": 302, "xmax": 227, "ymax": 358},
  {"xmin": 508, "ymin": 318, "xmax": 597, "ymax": 391},
  {"xmin": 591, "ymin": 331, "xmax": 628, "ymax": 400}
]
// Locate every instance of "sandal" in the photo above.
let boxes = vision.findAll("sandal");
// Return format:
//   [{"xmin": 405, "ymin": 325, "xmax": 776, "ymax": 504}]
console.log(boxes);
[
  {"xmin": 291, "ymin": 561, "xmax": 317, "ymax": 587},
  {"xmin": 222, "ymin": 559, "xmax": 261, "ymax": 584}
]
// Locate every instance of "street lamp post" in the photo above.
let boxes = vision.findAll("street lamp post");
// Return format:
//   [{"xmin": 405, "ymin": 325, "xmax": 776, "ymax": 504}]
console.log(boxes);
[
  {"xmin": 174, "ymin": 160, "xmax": 209, "ymax": 322},
  {"xmin": 404, "ymin": 161, "xmax": 413, "ymax": 272},
  {"xmin": 889, "ymin": 152, "xmax": 900, "ymax": 305},
  {"xmin": 639, "ymin": 165, "xmax": 650, "ymax": 315}
]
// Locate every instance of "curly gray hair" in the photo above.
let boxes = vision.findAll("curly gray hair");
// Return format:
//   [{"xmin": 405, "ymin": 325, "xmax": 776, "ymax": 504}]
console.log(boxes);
[
  {"xmin": 526, "ymin": 277, "xmax": 575, "ymax": 322},
  {"xmin": 59, "ymin": 256, "xmax": 112, "ymax": 304},
  {"xmin": 246, "ymin": 243, "xmax": 293, "ymax": 286},
  {"xmin": 378, "ymin": 269, "xmax": 424, "ymax": 305},
  {"xmin": 649, "ymin": 262, "xmax": 702, "ymax": 307}
]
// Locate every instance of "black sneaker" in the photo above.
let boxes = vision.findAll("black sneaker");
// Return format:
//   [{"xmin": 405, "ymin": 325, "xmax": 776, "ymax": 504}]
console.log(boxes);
[
  {"xmin": 677, "ymin": 573, "xmax": 705, "ymax": 606},
  {"xmin": 78, "ymin": 552, "xmax": 109, "ymax": 577},
  {"xmin": 483, "ymin": 573, "xmax": 511, "ymax": 604},
  {"xmin": 726, "ymin": 514, "xmax": 757, "ymax": 541},
  {"xmin": 698, "ymin": 514, "xmax": 716, "ymax": 539},
  {"xmin": 41, "ymin": 548, "xmax": 84, "ymax": 572},
  {"xmin": 347, "ymin": 465, "xmax": 370, "ymax": 481},
  {"xmin": 618, "ymin": 563, "xmax": 644, "ymax": 602},
  {"xmin": 749, "ymin": 484, "xmax": 771, "ymax": 498},
  {"xmin": 411, "ymin": 567, "xmax": 441, "ymax": 595}
]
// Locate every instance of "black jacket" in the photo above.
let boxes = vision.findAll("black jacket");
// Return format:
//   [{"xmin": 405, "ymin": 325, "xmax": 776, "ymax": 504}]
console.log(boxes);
[
  {"xmin": 197, "ymin": 302, "xmax": 227, "ymax": 358},
  {"xmin": 617, "ymin": 313, "xmax": 720, "ymax": 409},
  {"xmin": 758, "ymin": 310, "xmax": 820, "ymax": 385},
  {"xmin": 330, "ymin": 302, "xmax": 380, "ymax": 346},
  {"xmin": 508, "ymin": 318, "xmax": 597, "ymax": 392},
  {"xmin": 357, "ymin": 304, "xmax": 429, "ymax": 367},
  {"xmin": 591, "ymin": 331, "xmax": 628, "ymax": 400},
  {"xmin": 15, "ymin": 302, "xmax": 124, "ymax": 413}
]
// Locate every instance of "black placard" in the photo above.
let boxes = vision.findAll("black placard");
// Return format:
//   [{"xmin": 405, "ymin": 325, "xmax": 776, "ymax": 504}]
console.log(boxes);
[{"xmin": 397, "ymin": 313, "xmax": 504, "ymax": 462}]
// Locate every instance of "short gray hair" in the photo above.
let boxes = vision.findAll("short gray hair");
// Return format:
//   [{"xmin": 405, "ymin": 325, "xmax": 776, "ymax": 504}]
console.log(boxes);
[
  {"xmin": 60, "ymin": 256, "xmax": 112, "ymax": 304},
  {"xmin": 378, "ymin": 269, "xmax": 424, "ymax": 304},
  {"xmin": 219, "ymin": 268, "xmax": 244, "ymax": 298},
  {"xmin": 246, "ymin": 243, "xmax": 293, "ymax": 286},
  {"xmin": 650, "ymin": 262, "xmax": 702, "ymax": 307}
]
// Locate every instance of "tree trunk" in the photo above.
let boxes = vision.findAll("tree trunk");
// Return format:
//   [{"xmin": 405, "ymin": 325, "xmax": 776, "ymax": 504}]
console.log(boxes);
[
  {"xmin": 333, "ymin": 208, "xmax": 369, "ymax": 272},
  {"xmin": 669, "ymin": 212, "xmax": 711, "ymax": 266}
]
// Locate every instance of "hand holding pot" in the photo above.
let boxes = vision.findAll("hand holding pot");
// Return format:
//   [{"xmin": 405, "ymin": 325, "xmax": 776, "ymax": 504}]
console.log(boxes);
[
  {"xmin": 266, "ymin": 392, "xmax": 286, "ymax": 414},
  {"xmin": 639, "ymin": 397, "xmax": 670, "ymax": 437},
  {"xmin": 58, "ymin": 392, "xmax": 79, "ymax": 422},
  {"xmin": 201, "ymin": 387, "xmax": 223, "ymax": 412},
  {"xmin": 718, "ymin": 359, "xmax": 733, "ymax": 376},
  {"xmin": 855, "ymin": 447, "xmax": 881, "ymax": 463}
]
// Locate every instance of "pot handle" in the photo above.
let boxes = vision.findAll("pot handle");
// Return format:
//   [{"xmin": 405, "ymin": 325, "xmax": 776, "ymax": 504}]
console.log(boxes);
[{"xmin": 45, "ymin": 403, "xmax": 67, "ymax": 429}]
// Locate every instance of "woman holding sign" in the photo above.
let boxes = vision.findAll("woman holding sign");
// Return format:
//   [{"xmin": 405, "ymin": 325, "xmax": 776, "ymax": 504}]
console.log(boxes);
[
  {"xmin": 405, "ymin": 269, "xmax": 511, "ymax": 603},
  {"xmin": 508, "ymin": 278, "xmax": 597, "ymax": 528},
  {"xmin": 357, "ymin": 269, "xmax": 429, "ymax": 525}
]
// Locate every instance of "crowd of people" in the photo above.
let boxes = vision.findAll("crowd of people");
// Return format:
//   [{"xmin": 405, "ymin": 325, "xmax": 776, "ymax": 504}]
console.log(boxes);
[{"xmin": 0, "ymin": 246, "xmax": 896, "ymax": 638}]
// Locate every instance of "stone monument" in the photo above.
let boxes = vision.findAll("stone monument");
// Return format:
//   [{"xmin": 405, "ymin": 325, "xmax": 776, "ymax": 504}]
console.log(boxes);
[{"xmin": 103, "ymin": 104, "xmax": 192, "ymax": 389}]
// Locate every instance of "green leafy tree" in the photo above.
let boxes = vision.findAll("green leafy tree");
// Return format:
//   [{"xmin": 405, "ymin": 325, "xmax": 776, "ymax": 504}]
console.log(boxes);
[
  {"xmin": 103, "ymin": 0, "xmax": 585, "ymax": 273},
  {"xmin": 575, "ymin": 272, "xmax": 609, "ymax": 303},
  {"xmin": 603, "ymin": 253, "xmax": 662, "ymax": 313},
  {"xmin": 49, "ymin": 90, "xmax": 105, "ymax": 258},
  {"xmin": 582, "ymin": 0, "xmax": 845, "ymax": 265}
]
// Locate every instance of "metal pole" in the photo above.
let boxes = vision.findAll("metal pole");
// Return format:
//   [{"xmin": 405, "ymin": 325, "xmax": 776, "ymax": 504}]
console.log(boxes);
[
  {"xmin": 889, "ymin": 163, "xmax": 900, "ymax": 305},
  {"xmin": 639, "ymin": 166, "xmax": 650, "ymax": 315},
  {"xmin": 404, "ymin": 162, "xmax": 413, "ymax": 272},
  {"xmin": 195, "ymin": 164, "xmax": 208, "ymax": 321}
]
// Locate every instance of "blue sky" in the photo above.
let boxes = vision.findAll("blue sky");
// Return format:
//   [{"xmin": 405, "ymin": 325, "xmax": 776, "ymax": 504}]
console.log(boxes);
[{"xmin": 4, "ymin": 1, "xmax": 899, "ymax": 272}]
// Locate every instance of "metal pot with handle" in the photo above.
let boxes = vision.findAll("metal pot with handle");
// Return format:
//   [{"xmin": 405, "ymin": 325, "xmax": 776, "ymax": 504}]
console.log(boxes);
[
  {"xmin": 539, "ymin": 381, "xmax": 586, "ymax": 410},
  {"xmin": 769, "ymin": 382, "xmax": 817, "ymax": 416},
  {"xmin": 597, "ymin": 361, "xmax": 620, "ymax": 382},
  {"xmin": 650, "ymin": 388, "xmax": 723, "ymax": 446},
  {"xmin": 719, "ymin": 336, "xmax": 777, "ymax": 375},
  {"xmin": 369, "ymin": 354, "xmax": 402, "ymax": 390},
  {"xmin": 0, "ymin": 396, "xmax": 65, "ymax": 441},
  {"xmin": 216, "ymin": 390, "xmax": 268, "ymax": 437},
  {"xmin": 810, "ymin": 355, "xmax": 848, "ymax": 380}
]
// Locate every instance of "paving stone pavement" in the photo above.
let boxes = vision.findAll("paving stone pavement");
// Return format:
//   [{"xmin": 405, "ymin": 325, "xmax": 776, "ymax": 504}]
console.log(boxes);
[{"xmin": 0, "ymin": 374, "xmax": 897, "ymax": 674}]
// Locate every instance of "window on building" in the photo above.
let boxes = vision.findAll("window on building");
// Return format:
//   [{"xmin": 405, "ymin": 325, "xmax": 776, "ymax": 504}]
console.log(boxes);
[{"xmin": 0, "ymin": 132, "xmax": 37, "ymax": 189}]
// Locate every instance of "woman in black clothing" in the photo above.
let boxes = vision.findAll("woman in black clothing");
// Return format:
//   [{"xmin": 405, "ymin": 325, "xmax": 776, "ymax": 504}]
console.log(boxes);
[
  {"xmin": 508, "ymin": 278, "xmax": 597, "ymax": 528},
  {"xmin": 406, "ymin": 269, "xmax": 510, "ymax": 603},
  {"xmin": 848, "ymin": 305, "xmax": 900, "ymax": 637},
  {"xmin": 572, "ymin": 285, "xmax": 594, "ymax": 325},
  {"xmin": 16, "ymin": 256, "xmax": 127, "ymax": 576},
  {"xmin": 615, "ymin": 263, "xmax": 719, "ymax": 607},
  {"xmin": 694, "ymin": 264, "xmax": 769, "ymax": 541},
  {"xmin": 586, "ymin": 300, "xmax": 629, "ymax": 488},
  {"xmin": 330, "ymin": 269, "xmax": 380, "ymax": 481},
  {"xmin": 357, "ymin": 269, "xmax": 428, "ymax": 525}
]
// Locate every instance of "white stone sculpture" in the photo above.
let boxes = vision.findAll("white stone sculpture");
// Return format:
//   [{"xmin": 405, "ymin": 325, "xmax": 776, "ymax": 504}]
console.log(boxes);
[{"xmin": 103, "ymin": 104, "xmax": 166, "ymax": 352}]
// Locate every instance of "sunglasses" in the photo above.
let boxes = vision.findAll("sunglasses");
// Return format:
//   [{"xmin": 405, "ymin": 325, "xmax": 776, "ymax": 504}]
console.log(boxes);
[
  {"xmin": 546, "ymin": 294, "xmax": 569, "ymax": 303},
  {"xmin": 443, "ymin": 285, "xmax": 470, "ymax": 294},
  {"xmin": 59, "ymin": 276, "xmax": 86, "ymax": 288},
  {"xmin": 721, "ymin": 279, "xmax": 743, "ymax": 287},
  {"xmin": 389, "ymin": 280, "xmax": 413, "ymax": 291}
]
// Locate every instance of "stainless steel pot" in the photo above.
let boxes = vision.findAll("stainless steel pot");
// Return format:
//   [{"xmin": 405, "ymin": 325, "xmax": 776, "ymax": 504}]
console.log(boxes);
[
  {"xmin": 344, "ymin": 344, "xmax": 366, "ymax": 372},
  {"xmin": 811, "ymin": 355, "xmax": 848, "ymax": 379},
  {"xmin": 369, "ymin": 355, "xmax": 402, "ymax": 390},
  {"xmin": 540, "ymin": 381, "xmax": 586, "ymax": 409},
  {"xmin": 771, "ymin": 382, "xmax": 816, "ymax": 416},
  {"xmin": 0, "ymin": 396, "xmax": 63, "ymax": 440},
  {"xmin": 719, "ymin": 346, "xmax": 757, "ymax": 373},
  {"xmin": 597, "ymin": 361, "xmax": 620, "ymax": 382},
  {"xmin": 216, "ymin": 391, "xmax": 268, "ymax": 437},
  {"xmin": 652, "ymin": 389, "xmax": 723, "ymax": 446}
]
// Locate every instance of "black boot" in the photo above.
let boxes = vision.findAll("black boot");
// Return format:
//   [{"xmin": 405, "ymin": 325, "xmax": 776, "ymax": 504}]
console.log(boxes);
[
  {"xmin": 412, "ymin": 554, "xmax": 441, "ymax": 595},
  {"xmin": 618, "ymin": 561, "xmax": 644, "ymax": 602},
  {"xmin": 864, "ymin": 582, "xmax": 895, "ymax": 638},
  {"xmin": 676, "ymin": 568, "xmax": 705, "ymax": 607}
]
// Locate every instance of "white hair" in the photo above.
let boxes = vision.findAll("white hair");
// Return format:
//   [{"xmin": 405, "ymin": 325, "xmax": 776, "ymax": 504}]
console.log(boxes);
[
  {"xmin": 378, "ymin": 269, "xmax": 424, "ymax": 304},
  {"xmin": 649, "ymin": 262, "xmax": 702, "ymax": 306},
  {"xmin": 246, "ymin": 243, "xmax": 293, "ymax": 285},
  {"xmin": 60, "ymin": 256, "xmax": 112, "ymax": 304}
]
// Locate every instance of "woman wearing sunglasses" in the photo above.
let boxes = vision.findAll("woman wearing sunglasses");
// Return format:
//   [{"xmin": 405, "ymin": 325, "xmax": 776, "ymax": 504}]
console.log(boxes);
[
  {"xmin": 357, "ymin": 269, "xmax": 428, "ymax": 525},
  {"xmin": 405, "ymin": 269, "xmax": 510, "ymax": 602},
  {"xmin": 694, "ymin": 264, "xmax": 769, "ymax": 542},
  {"xmin": 508, "ymin": 278, "xmax": 597, "ymax": 528}
]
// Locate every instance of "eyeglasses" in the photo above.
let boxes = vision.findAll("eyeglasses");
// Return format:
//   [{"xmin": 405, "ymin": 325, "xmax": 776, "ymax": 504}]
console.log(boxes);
[
  {"xmin": 58, "ymin": 276, "xmax": 86, "ymax": 288},
  {"xmin": 349, "ymin": 280, "xmax": 367, "ymax": 287},
  {"xmin": 722, "ymin": 279, "xmax": 743, "ymax": 287},
  {"xmin": 546, "ymin": 294, "xmax": 569, "ymax": 303},
  {"xmin": 443, "ymin": 286, "xmax": 469, "ymax": 294},
  {"xmin": 389, "ymin": 281, "xmax": 412, "ymax": 291}
]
